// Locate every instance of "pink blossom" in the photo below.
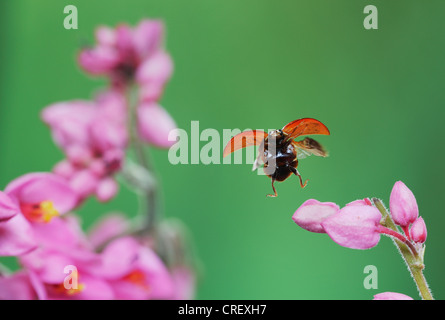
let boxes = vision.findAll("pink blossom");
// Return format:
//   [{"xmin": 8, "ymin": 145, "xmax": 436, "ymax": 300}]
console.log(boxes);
[
  {"xmin": 88, "ymin": 214, "xmax": 193, "ymax": 300},
  {"xmin": 137, "ymin": 102, "xmax": 177, "ymax": 148},
  {"xmin": 292, "ymin": 199, "xmax": 339, "ymax": 233},
  {"xmin": 19, "ymin": 248, "xmax": 114, "ymax": 300},
  {"xmin": 410, "ymin": 217, "xmax": 427, "ymax": 243},
  {"xmin": 15, "ymin": 215, "xmax": 114, "ymax": 300},
  {"xmin": 0, "ymin": 173, "xmax": 78, "ymax": 256},
  {"xmin": 42, "ymin": 91, "xmax": 127, "ymax": 203},
  {"xmin": 93, "ymin": 236, "xmax": 175, "ymax": 300},
  {"xmin": 390, "ymin": 181, "xmax": 419, "ymax": 228},
  {"xmin": 321, "ymin": 205, "xmax": 383, "ymax": 249},
  {"xmin": 95, "ymin": 177, "xmax": 119, "ymax": 203},
  {"xmin": 78, "ymin": 19, "xmax": 171, "ymax": 93},
  {"xmin": 373, "ymin": 292, "xmax": 413, "ymax": 300},
  {"xmin": 292, "ymin": 198, "xmax": 373, "ymax": 234},
  {"xmin": 5, "ymin": 173, "xmax": 78, "ymax": 218}
]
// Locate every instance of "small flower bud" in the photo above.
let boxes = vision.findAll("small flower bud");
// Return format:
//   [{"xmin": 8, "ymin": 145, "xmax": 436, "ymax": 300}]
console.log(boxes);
[{"xmin": 410, "ymin": 216, "xmax": 427, "ymax": 243}]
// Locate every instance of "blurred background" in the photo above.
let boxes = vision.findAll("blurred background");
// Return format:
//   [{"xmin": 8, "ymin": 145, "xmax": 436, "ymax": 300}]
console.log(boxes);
[{"xmin": 1, "ymin": 0, "xmax": 445, "ymax": 299}]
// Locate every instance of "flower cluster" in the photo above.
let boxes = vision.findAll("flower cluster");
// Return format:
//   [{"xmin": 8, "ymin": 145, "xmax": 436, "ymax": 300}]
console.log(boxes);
[
  {"xmin": 41, "ymin": 20, "xmax": 177, "ymax": 204},
  {"xmin": 292, "ymin": 181, "xmax": 426, "ymax": 250},
  {"xmin": 0, "ymin": 19, "xmax": 195, "ymax": 300},
  {"xmin": 292, "ymin": 181, "xmax": 430, "ymax": 300}
]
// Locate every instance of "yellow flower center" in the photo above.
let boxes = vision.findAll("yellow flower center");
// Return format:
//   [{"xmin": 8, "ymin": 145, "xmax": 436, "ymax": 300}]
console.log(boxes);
[{"xmin": 21, "ymin": 200, "xmax": 60, "ymax": 223}]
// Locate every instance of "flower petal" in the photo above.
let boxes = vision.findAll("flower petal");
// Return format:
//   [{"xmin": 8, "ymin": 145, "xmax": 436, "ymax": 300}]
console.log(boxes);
[
  {"xmin": 133, "ymin": 20, "xmax": 164, "ymax": 59},
  {"xmin": 0, "ymin": 214, "xmax": 37, "ymax": 256},
  {"xmin": 321, "ymin": 205, "xmax": 382, "ymax": 249},
  {"xmin": 137, "ymin": 103, "xmax": 177, "ymax": 148},
  {"xmin": 5, "ymin": 173, "xmax": 79, "ymax": 214},
  {"xmin": 0, "ymin": 191, "xmax": 20, "ymax": 221},
  {"xmin": 0, "ymin": 271, "xmax": 36, "ymax": 300},
  {"xmin": 292, "ymin": 199, "xmax": 339, "ymax": 233}
]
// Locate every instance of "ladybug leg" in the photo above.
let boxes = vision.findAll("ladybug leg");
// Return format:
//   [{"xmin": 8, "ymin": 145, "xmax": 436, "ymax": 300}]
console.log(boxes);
[
  {"xmin": 266, "ymin": 178, "xmax": 278, "ymax": 197},
  {"xmin": 290, "ymin": 167, "xmax": 308, "ymax": 188}
]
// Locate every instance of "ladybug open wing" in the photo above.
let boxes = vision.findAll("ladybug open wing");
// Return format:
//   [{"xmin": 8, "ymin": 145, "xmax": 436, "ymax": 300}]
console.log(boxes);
[
  {"xmin": 282, "ymin": 118, "xmax": 330, "ymax": 142},
  {"xmin": 292, "ymin": 137, "xmax": 328, "ymax": 159},
  {"xmin": 223, "ymin": 130, "xmax": 268, "ymax": 158}
]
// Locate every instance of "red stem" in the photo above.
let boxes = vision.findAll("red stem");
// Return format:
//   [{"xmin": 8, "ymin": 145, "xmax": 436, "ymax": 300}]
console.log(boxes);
[
  {"xmin": 402, "ymin": 225, "xmax": 411, "ymax": 241},
  {"xmin": 376, "ymin": 225, "xmax": 418, "ymax": 258},
  {"xmin": 377, "ymin": 225, "xmax": 407, "ymax": 242}
]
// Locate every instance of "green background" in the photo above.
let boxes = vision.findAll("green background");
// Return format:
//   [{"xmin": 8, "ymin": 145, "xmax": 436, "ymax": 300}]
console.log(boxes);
[{"xmin": 1, "ymin": 0, "xmax": 445, "ymax": 300}]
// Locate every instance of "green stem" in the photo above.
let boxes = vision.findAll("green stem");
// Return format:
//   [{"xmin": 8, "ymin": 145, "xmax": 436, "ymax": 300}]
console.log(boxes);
[
  {"xmin": 372, "ymin": 198, "xmax": 433, "ymax": 300},
  {"xmin": 126, "ymin": 85, "xmax": 159, "ymax": 235}
]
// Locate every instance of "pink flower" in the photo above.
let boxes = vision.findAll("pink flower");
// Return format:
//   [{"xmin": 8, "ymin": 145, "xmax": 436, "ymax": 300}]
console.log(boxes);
[
  {"xmin": 293, "ymin": 198, "xmax": 393, "ymax": 249},
  {"xmin": 0, "ymin": 173, "xmax": 78, "ymax": 256},
  {"xmin": 321, "ymin": 205, "xmax": 383, "ymax": 249},
  {"xmin": 410, "ymin": 217, "xmax": 427, "ymax": 243},
  {"xmin": 292, "ymin": 199, "xmax": 339, "ymax": 233},
  {"xmin": 5, "ymin": 173, "xmax": 78, "ymax": 220},
  {"xmin": 137, "ymin": 103, "xmax": 177, "ymax": 148},
  {"xmin": 88, "ymin": 214, "xmax": 192, "ymax": 300},
  {"xmin": 292, "ymin": 182, "xmax": 428, "ymax": 251},
  {"xmin": 93, "ymin": 237, "xmax": 175, "ymax": 300},
  {"xmin": 373, "ymin": 292, "xmax": 413, "ymax": 300},
  {"xmin": 390, "ymin": 181, "xmax": 419, "ymax": 228},
  {"xmin": 42, "ymin": 91, "xmax": 127, "ymax": 203},
  {"xmin": 78, "ymin": 19, "xmax": 171, "ymax": 96},
  {"xmin": 15, "ymin": 215, "xmax": 114, "ymax": 300}
]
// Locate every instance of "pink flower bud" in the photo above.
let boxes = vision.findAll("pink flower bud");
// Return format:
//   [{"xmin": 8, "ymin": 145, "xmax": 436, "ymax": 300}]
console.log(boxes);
[
  {"xmin": 373, "ymin": 292, "xmax": 413, "ymax": 300},
  {"xmin": 5, "ymin": 173, "xmax": 79, "ymax": 215},
  {"xmin": 53, "ymin": 160, "xmax": 75, "ymax": 179},
  {"xmin": 70, "ymin": 170, "xmax": 99, "ymax": 200},
  {"xmin": 292, "ymin": 199, "xmax": 339, "ymax": 233},
  {"xmin": 321, "ymin": 205, "xmax": 382, "ymax": 249},
  {"xmin": 410, "ymin": 216, "xmax": 427, "ymax": 243},
  {"xmin": 96, "ymin": 178, "xmax": 118, "ymax": 203},
  {"xmin": 389, "ymin": 181, "xmax": 418, "ymax": 227}
]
